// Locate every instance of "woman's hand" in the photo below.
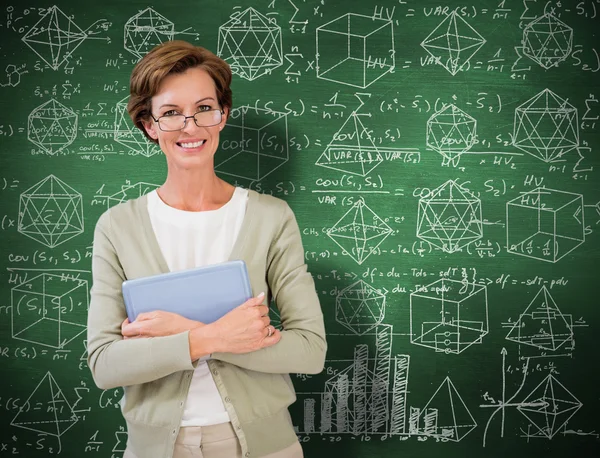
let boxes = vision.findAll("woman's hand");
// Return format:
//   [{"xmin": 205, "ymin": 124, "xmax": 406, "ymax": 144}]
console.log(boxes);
[{"xmin": 121, "ymin": 311, "xmax": 202, "ymax": 339}]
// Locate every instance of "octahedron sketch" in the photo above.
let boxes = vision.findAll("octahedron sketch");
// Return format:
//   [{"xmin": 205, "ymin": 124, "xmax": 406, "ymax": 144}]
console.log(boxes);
[
  {"xmin": 421, "ymin": 11, "xmax": 486, "ymax": 76},
  {"xmin": 108, "ymin": 182, "xmax": 160, "ymax": 207},
  {"xmin": 506, "ymin": 187, "xmax": 585, "ymax": 262},
  {"xmin": 417, "ymin": 180, "xmax": 483, "ymax": 253},
  {"xmin": 18, "ymin": 175, "xmax": 84, "ymax": 248},
  {"xmin": 21, "ymin": 6, "xmax": 89, "ymax": 70},
  {"xmin": 522, "ymin": 13, "xmax": 573, "ymax": 69},
  {"xmin": 114, "ymin": 96, "xmax": 161, "ymax": 157},
  {"xmin": 215, "ymin": 105, "xmax": 289, "ymax": 181},
  {"xmin": 217, "ymin": 7, "xmax": 283, "ymax": 80},
  {"xmin": 505, "ymin": 286, "xmax": 573, "ymax": 352},
  {"xmin": 28, "ymin": 99, "xmax": 78, "ymax": 154},
  {"xmin": 419, "ymin": 377, "xmax": 477, "ymax": 441},
  {"xmin": 410, "ymin": 279, "xmax": 488, "ymax": 355},
  {"xmin": 513, "ymin": 88, "xmax": 579, "ymax": 162},
  {"xmin": 316, "ymin": 13, "xmax": 395, "ymax": 88},
  {"xmin": 517, "ymin": 374, "xmax": 582, "ymax": 439},
  {"xmin": 124, "ymin": 8, "xmax": 175, "ymax": 59},
  {"xmin": 426, "ymin": 104, "xmax": 477, "ymax": 164},
  {"xmin": 327, "ymin": 199, "xmax": 393, "ymax": 265},
  {"xmin": 316, "ymin": 112, "xmax": 383, "ymax": 176},
  {"xmin": 11, "ymin": 372, "xmax": 79, "ymax": 436},
  {"xmin": 336, "ymin": 280, "xmax": 386, "ymax": 335},
  {"xmin": 11, "ymin": 274, "xmax": 88, "ymax": 348}
]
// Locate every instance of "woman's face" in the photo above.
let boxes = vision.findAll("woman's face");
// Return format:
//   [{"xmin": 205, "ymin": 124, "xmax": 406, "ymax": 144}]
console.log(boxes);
[{"xmin": 143, "ymin": 67, "xmax": 228, "ymax": 170}]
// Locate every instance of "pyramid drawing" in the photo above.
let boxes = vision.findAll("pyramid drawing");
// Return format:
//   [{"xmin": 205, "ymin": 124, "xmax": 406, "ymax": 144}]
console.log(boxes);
[
  {"xmin": 11, "ymin": 372, "xmax": 78, "ymax": 436},
  {"xmin": 505, "ymin": 286, "xmax": 573, "ymax": 352},
  {"xmin": 316, "ymin": 113, "xmax": 383, "ymax": 176},
  {"xmin": 420, "ymin": 377, "xmax": 476, "ymax": 441}
]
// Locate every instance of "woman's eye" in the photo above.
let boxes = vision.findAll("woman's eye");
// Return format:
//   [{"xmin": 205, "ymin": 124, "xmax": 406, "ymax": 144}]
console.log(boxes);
[
  {"xmin": 197, "ymin": 105, "xmax": 212, "ymax": 112},
  {"xmin": 163, "ymin": 110, "xmax": 179, "ymax": 117}
]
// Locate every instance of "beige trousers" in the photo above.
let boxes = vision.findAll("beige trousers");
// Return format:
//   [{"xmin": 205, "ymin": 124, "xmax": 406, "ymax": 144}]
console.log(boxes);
[{"xmin": 125, "ymin": 422, "xmax": 304, "ymax": 458}]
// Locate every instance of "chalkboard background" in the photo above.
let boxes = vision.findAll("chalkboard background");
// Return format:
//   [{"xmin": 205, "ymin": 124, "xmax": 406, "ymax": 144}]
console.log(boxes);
[{"xmin": 0, "ymin": 0, "xmax": 599, "ymax": 457}]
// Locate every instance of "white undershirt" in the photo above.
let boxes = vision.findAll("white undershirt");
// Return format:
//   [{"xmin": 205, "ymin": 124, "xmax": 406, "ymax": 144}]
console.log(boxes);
[{"xmin": 147, "ymin": 187, "xmax": 248, "ymax": 426}]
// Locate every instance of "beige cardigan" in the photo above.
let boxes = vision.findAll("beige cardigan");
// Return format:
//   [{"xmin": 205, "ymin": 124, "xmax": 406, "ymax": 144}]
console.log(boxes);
[{"xmin": 87, "ymin": 190, "xmax": 327, "ymax": 458}]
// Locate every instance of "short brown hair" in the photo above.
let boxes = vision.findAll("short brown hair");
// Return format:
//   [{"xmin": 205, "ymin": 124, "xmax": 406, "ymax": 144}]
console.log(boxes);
[{"xmin": 127, "ymin": 40, "xmax": 233, "ymax": 143}]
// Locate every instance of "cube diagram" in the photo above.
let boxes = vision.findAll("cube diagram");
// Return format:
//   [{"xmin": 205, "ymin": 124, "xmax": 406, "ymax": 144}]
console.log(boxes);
[
  {"xmin": 410, "ymin": 279, "xmax": 488, "ymax": 355},
  {"xmin": 215, "ymin": 106, "xmax": 288, "ymax": 181},
  {"xmin": 506, "ymin": 187, "xmax": 584, "ymax": 263},
  {"xmin": 12, "ymin": 273, "xmax": 89, "ymax": 348},
  {"xmin": 316, "ymin": 13, "xmax": 395, "ymax": 88}
]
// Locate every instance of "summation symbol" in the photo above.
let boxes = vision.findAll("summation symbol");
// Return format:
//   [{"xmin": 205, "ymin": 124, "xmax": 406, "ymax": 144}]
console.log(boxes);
[
  {"xmin": 114, "ymin": 96, "xmax": 161, "ymax": 157},
  {"xmin": 513, "ymin": 88, "xmax": 579, "ymax": 162},
  {"xmin": 522, "ymin": 13, "xmax": 573, "ymax": 69},
  {"xmin": 218, "ymin": 7, "xmax": 283, "ymax": 81},
  {"xmin": 421, "ymin": 11, "xmax": 486, "ymax": 76},
  {"xmin": 108, "ymin": 182, "xmax": 160, "ymax": 208},
  {"xmin": 426, "ymin": 104, "xmax": 477, "ymax": 165},
  {"xmin": 124, "ymin": 8, "xmax": 175, "ymax": 59},
  {"xmin": 316, "ymin": 112, "xmax": 383, "ymax": 176},
  {"xmin": 18, "ymin": 175, "xmax": 84, "ymax": 248},
  {"xmin": 28, "ymin": 99, "xmax": 78, "ymax": 154},
  {"xmin": 327, "ymin": 198, "xmax": 393, "ymax": 265},
  {"xmin": 336, "ymin": 280, "xmax": 387, "ymax": 335}
]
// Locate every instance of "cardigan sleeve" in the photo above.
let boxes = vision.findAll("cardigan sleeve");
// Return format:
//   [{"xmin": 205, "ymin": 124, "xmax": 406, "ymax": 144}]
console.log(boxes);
[
  {"xmin": 87, "ymin": 210, "xmax": 195, "ymax": 390},
  {"xmin": 213, "ymin": 202, "xmax": 327, "ymax": 374}
]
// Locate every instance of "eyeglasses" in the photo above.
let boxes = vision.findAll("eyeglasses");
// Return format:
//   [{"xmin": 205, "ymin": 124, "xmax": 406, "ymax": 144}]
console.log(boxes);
[{"xmin": 150, "ymin": 109, "xmax": 223, "ymax": 131}]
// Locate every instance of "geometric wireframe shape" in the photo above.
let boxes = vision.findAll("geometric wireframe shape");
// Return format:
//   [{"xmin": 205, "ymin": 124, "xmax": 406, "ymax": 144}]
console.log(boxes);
[
  {"xmin": 522, "ymin": 13, "xmax": 573, "ymax": 69},
  {"xmin": 217, "ymin": 7, "xmax": 283, "ymax": 81},
  {"xmin": 426, "ymin": 104, "xmax": 476, "ymax": 165},
  {"xmin": 336, "ymin": 280, "xmax": 386, "ymax": 335},
  {"xmin": 506, "ymin": 187, "xmax": 584, "ymax": 263},
  {"xmin": 108, "ymin": 182, "xmax": 160, "ymax": 208},
  {"xmin": 417, "ymin": 180, "xmax": 483, "ymax": 253},
  {"xmin": 517, "ymin": 374, "xmax": 582, "ymax": 439},
  {"xmin": 316, "ymin": 112, "xmax": 383, "ymax": 176},
  {"xmin": 327, "ymin": 198, "xmax": 393, "ymax": 265},
  {"xmin": 18, "ymin": 175, "xmax": 84, "ymax": 248},
  {"xmin": 505, "ymin": 286, "xmax": 573, "ymax": 352},
  {"xmin": 410, "ymin": 279, "xmax": 488, "ymax": 355},
  {"xmin": 113, "ymin": 96, "xmax": 161, "ymax": 157},
  {"xmin": 11, "ymin": 372, "xmax": 79, "ymax": 436},
  {"xmin": 513, "ymin": 89, "xmax": 579, "ymax": 162},
  {"xmin": 124, "ymin": 8, "xmax": 174, "ymax": 60},
  {"xmin": 21, "ymin": 6, "xmax": 88, "ymax": 70},
  {"xmin": 420, "ymin": 377, "xmax": 477, "ymax": 441},
  {"xmin": 421, "ymin": 11, "xmax": 485, "ymax": 76},
  {"xmin": 11, "ymin": 274, "xmax": 89, "ymax": 348},
  {"xmin": 28, "ymin": 99, "xmax": 78, "ymax": 154},
  {"xmin": 316, "ymin": 13, "xmax": 395, "ymax": 88},
  {"xmin": 215, "ymin": 106, "xmax": 289, "ymax": 180}
]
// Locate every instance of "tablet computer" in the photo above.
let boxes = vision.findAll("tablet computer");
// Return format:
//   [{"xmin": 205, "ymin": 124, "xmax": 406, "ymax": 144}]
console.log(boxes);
[{"xmin": 122, "ymin": 260, "xmax": 252, "ymax": 323}]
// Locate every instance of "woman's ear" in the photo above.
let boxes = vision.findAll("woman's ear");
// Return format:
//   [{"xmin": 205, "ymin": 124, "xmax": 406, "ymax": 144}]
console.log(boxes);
[
  {"xmin": 220, "ymin": 107, "xmax": 229, "ymax": 129},
  {"xmin": 142, "ymin": 118, "xmax": 159, "ymax": 141}
]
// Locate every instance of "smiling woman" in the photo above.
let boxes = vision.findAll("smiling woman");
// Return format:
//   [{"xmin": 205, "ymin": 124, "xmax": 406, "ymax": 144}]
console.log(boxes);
[{"xmin": 86, "ymin": 41, "xmax": 326, "ymax": 458}]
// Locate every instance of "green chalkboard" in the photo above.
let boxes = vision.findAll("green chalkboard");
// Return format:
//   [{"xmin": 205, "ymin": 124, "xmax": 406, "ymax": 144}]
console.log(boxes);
[{"xmin": 0, "ymin": 0, "xmax": 599, "ymax": 457}]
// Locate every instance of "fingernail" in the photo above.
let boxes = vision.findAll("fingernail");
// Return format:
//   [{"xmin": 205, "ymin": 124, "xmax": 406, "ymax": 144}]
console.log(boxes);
[{"xmin": 257, "ymin": 292, "xmax": 265, "ymax": 299}]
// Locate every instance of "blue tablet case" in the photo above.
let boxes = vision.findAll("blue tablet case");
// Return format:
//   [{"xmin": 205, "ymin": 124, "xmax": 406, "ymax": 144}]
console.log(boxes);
[{"xmin": 122, "ymin": 260, "xmax": 253, "ymax": 323}]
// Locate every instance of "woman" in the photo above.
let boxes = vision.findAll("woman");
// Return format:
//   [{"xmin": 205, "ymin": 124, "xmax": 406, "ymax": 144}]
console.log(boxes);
[{"xmin": 87, "ymin": 40, "xmax": 326, "ymax": 458}]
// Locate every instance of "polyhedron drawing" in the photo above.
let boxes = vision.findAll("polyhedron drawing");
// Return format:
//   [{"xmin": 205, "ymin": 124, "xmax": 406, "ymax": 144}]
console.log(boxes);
[
  {"xmin": 505, "ymin": 286, "xmax": 573, "ymax": 352},
  {"xmin": 417, "ymin": 180, "xmax": 483, "ymax": 253},
  {"xmin": 114, "ymin": 96, "xmax": 161, "ymax": 157},
  {"xmin": 18, "ymin": 175, "xmax": 84, "ymax": 248},
  {"xmin": 124, "ymin": 8, "xmax": 175, "ymax": 59},
  {"xmin": 517, "ymin": 374, "xmax": 582, "ymax": 439},
  {"xmin": 336, "ymin": 280, "xmax": 386, "ymax": 335},
  {"xmin": 316, "ymin": 113, "xmax": 383, "ymax": 176},
  {"xmin": 215, "ymin": 105, "xmax": 289, "ymax": 181},
  {"xmin": 426, "ymin": 104, "xmax": 476, "ymax": 164},
  {"xmin": 21, "ymin": 6, "xmax": 88, "ymax": 70},
  {"xmin": 513, "ymin": 88, "xmax": 579, "ymax": 162},
  {"xmin": 11, "ymin": 372, "xmax": 78, "ymax": 436},
  {"xmin": 28, "ymin": 99, "xmax": 78, "ymax": 154},
  {"xmin": 218, "ymin": 7, "xmax": 283, "ymax": 81},
  {"xmin": 522, "ymin": 13, "xmax": 573, "ymax": 69},
  {"xmin": 108, "ymin": 182, "xmax": 160, "ymax": 207},
  {"xmin": 11, "ymin": 274, "xmax": 88, "ymax": 349},
  {"xmin": 316, "ymin": 13, "xmax": 395, "ymax": 88},
  {"xmin": 421, "ymin": 11, "xmax": 485, "ymax": 76},
  {"xmin": 410, "ymin": 279, "xmax": 488, "ymax": 355},
  {"xmin": 327, "ymin": 199, "xmax": 393, "ymax": 265},
  {"xmin": 506, "ymin": 187, "xmax": 584, "ymax": 262}
]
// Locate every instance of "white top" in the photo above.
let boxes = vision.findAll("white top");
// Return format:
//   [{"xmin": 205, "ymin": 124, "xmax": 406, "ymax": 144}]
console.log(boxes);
[{"xmin": 147, "ymin": 187, "xmax": 249, "ymax": 426}]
